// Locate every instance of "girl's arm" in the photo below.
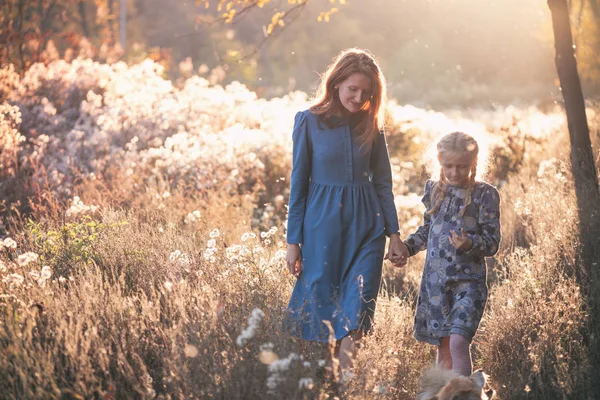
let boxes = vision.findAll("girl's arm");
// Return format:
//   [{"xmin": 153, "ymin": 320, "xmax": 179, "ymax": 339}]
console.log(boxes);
[
  {"xmin": 370, "ymin": 131, "xmax": 401, "ymax": 237},
  {"xmin": 286, "ymin": 111, "xmax": 311, "ymax": 245},
  {"xmin": 404, "ymin": 180, "xmax": 433, "ymax": 256},
  {"xmin": 467, "ymin": 185, "xmax": 501, "ymax": 257}
]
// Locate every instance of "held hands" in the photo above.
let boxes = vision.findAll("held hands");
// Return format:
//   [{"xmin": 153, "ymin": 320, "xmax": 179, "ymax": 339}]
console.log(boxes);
[
  {"xmin": 286, "ymin": 244, "xmax": 302, "ymax": 277},
  {"xmin": 449, "ymin": 228, "xmax": 473, "ymax": 250},
  {"xmin": 384, "ymin": 234, "xmax": 409, "ymax": 268}
]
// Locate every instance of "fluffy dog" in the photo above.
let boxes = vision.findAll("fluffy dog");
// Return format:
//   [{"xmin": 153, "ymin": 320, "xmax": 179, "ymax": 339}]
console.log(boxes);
[{"xmin": 417, "ymin": 367, "xmax": 494, "ymax": 400}]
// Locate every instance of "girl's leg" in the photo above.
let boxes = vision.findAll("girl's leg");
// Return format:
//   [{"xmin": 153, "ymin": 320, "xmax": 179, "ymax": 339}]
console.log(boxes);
[
  {"xmin": 449, "ymin": 334, "xmax": 472, "ymax": 376},
  {"xmin": 437, "ymin": 336, "xmax": 452, "ymax": 370},
  {"xmin": 339, "ymin": 330, "xmax": 362, "ymax": 377}
]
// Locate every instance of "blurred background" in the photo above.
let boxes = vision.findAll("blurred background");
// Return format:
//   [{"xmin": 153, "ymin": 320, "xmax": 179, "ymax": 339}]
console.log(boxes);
[{"xmin": 2, "ymin": 0, "xmax": 599, "ymax": 109}]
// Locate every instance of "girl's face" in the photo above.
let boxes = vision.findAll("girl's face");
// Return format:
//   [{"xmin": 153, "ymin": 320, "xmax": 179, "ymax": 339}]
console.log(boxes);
[
  {"xmin": 337, "ymin": 73, "xmax": 373, "ymax": 114},
  {"xmin": 439, "ymin": 152, "xmax": 475, "ymax": 187}
]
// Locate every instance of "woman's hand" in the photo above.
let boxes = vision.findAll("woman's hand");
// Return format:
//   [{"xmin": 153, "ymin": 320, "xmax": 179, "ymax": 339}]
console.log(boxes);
[
  {"xmin": 384, "ymin": 234, "xmax": 409, "ymax": 268},
  {"xmin": 449, "ymin": 228, "xmax": 473, "ymax": 250},
  {"xmin": 286, "ymin": 244, "xmax": 302, "ymax": 277}
]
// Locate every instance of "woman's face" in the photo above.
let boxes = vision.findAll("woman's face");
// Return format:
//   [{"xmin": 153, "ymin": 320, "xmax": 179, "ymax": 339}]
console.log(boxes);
[{"xmin": 337, "ymin": 73, "xmax": 373, "ymax": 114}]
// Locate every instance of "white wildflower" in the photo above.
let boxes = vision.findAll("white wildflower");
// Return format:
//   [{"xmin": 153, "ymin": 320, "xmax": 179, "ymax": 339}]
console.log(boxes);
[
  {"xmin": 266, "ymin": 352, "xmax": 300, "ymax": 391},
  {"xmin": 65, "ymin": 196, "xmax": 99, "ymax": 217},
  {"xmin": 2, "ymin": 237, "xmax": 17, "ymax": 249},
  {"xmin": 236, "ymin": 308, "xmax": 265, "ymax": 347},
  {"xmin": 3, "ymin": 273, "xmax": 24, "ymax": 287},
  {"xmin": 260, "ymin": 342, "xmax": 274, "ymax": 351},
  {"xmin": 298, "ymin": 377, "xmax": 314, "ymax": 390},
  {"xmin": 34, "ymin": 266, "xmax": 52, "ymax": 287},
  {"xmin": 169, "ymin": 250, "xmax": 191, "ymax": 266},
  {"xmin": 274, "ymin": 250, "xmax": 286, "ymax": 259},
  {"xmin": 209, "ymin": 229, "xmax": 220, "ymax": 238},
  {"xmin": 17, "ymin": 252, "xmax": 39, "ymax": 267},
  {"xmin": 40, "ymin": 265, "xmax": 52, "ymax": 280},
  {"xmin": 184, "ymin": 210, "xmax": 201, "ymax": 224}
]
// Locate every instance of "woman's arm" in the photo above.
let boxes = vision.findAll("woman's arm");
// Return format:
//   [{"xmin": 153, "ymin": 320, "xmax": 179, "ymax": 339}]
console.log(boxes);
[
  {"xmin": 286, "ymin": 111, "xmax": 311, "ymax": 245},
  {"xmin": 370, "ymin": 131, "xmax": 401, "ymax": 237}
]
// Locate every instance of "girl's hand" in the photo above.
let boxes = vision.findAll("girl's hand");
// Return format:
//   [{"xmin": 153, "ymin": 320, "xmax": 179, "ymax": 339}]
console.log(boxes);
[
  {"xmin": 384, "ymin": 234, "xmax": 409, "ymax": 268},
  {"xmin": 449, "ymin": 228, "xmax": 473, "ymax": 250},
  {"xmin": 286, "ymin": 244, "xmax": 302, "ymax": 277}
]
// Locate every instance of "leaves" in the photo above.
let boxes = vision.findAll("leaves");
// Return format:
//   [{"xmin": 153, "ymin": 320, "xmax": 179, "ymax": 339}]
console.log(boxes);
[{"xmin": 195, "ymin": 0, "xmax": 345, "ymax": 37}]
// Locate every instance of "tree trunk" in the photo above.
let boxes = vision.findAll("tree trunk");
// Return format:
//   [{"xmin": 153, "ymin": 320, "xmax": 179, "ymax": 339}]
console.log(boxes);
[
  {"xmin": 548, "ymin": 0, "xmax": 600, "ymax": 395},
  {"xmin": 78, "ymin": 0, "xmax": 90, "ymax": 38}
]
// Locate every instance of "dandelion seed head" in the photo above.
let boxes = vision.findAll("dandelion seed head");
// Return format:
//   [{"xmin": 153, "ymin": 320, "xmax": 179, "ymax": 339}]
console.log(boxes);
[
  {"xmin": 2, "ymin": 237, "xmax": 17, "ymax": 249},
  {"xmin": 18, "ymin": 252, "xmax": 39, "ymax": 267},
  {"xmin": 236, "ymin": 308, "xmax": 265, "ymax": 347},
  {"xmin": 40, "ymin": 265, "xmax": 52, "ymax": 280}
]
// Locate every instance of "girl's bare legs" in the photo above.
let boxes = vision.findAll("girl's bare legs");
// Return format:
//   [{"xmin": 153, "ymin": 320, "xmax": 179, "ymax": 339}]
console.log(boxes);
[
  {"xmin": 449, "ymin": 334, "xmax": 472, "ymax": 376},
  {"xmin": 437, "ymin": 336, "xmax": 452, "ymax": 370}
]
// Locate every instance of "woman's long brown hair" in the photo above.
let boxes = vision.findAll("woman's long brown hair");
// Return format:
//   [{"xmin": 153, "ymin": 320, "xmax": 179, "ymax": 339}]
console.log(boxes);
[{"xmin": 309, "ymin": 48, "xmax": 387, "ymax": 148}]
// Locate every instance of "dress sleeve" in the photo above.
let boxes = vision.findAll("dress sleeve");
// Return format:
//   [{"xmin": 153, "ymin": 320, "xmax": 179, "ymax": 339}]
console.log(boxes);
[
  {"xmin": 370, "ymin": 131, "xmax": 400, "ymax": 236},
  {"xmin": 466, "ymin": 185, "xmax": 501, "ymax": 257},
  {"xmin": 404, "ymin": 180, "xmax": 433, "ymax": 256},
  {"xmin": 286, "ymin": 111, "xmax": 311, "ymax": 245}
]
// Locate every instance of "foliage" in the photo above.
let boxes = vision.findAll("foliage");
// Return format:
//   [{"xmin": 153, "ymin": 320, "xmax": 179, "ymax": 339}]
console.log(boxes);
[
  {"xmin": 0, "ymin": 0, "xmax": 123, "ymax": 72},
  {"xmin": 0, "ymin": 58, "xmax": 598, "ymax": 398},
  {"xmin": 572, "ymin": 0, "xmax": 600, "ymax": 95}
]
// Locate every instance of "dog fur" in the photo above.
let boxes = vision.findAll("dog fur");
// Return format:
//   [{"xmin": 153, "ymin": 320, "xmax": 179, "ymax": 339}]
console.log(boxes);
[{"xmin": 417, "ymin": 367, "xmax": 493, "ymax": 400}]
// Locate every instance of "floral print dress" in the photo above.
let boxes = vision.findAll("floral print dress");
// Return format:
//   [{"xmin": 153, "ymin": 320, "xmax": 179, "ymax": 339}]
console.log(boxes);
[{"xmin": 404, "ymin": 180, "xmax": 501, "ymax": 345}]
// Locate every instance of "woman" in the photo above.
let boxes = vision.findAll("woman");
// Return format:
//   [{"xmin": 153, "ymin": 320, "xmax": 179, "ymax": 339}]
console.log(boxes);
[{"xmin": 285, "ymin": 48, "xmax": 408, "ymax": 377}]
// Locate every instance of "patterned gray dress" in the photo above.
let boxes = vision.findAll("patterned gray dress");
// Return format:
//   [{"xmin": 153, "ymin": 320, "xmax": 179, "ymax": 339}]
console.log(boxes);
[{"xmin": 405, "ymin": 180, "xmax": 501, "ymax": 345}]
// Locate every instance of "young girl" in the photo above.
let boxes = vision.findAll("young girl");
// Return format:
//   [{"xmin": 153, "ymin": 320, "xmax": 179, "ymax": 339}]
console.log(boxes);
[
  {"xmin": 397, "ymin": 131, "xmax": 501, "ymax": 377},
  {"xmin": 285, "ymin": 48, "xmax": 408, "ymax": 376}
]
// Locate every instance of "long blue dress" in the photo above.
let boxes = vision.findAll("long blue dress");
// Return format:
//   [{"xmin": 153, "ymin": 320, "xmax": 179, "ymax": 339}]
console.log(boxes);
[{"xmin": 286, "ymin": 110, "xmax": 400, "ymax": 342}]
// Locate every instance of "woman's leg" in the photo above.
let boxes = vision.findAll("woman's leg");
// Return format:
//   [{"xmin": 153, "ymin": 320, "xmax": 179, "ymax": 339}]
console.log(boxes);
[
  {"xmin": 449, "ymin": 334, "xmax": 472, "ymax": 376},
  {"xmin": 339, "ymin": 330, "xmax": 362, "ymax": 377},
  {"xmin": 437, "ymin": 336, "xmax": 452, "ymax": 370}
]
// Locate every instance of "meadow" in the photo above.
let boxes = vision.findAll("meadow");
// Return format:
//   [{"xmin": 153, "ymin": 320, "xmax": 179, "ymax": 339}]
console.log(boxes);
[{"xmin": 1, "ymin": 59, "xmax": 598, "ymax": 399}]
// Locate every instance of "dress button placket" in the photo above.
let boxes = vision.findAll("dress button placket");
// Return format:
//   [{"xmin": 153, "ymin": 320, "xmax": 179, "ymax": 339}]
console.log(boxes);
[{"xmin": 344, "ymin": 127, "xmax": 352, "ymax": 184}]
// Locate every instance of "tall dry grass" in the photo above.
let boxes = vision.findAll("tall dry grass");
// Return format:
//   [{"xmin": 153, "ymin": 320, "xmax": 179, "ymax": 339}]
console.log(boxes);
[{"xmin": 0, "ymin": 60, "xmax": 598, "ymax": 399}]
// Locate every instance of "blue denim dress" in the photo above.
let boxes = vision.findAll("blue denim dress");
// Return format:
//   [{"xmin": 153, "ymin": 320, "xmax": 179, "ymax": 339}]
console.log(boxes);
[{"xmin": 286, "ymin": 110, "xmax": 400, "ymax": 342}]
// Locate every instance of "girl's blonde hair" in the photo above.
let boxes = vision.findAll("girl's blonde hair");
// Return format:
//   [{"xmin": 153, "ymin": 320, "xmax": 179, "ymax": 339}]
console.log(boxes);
[
  {"xmin": 428, "ymin": 131, "xmax": 479, "ymax": 216},
  {"xmin": 309, "ymin": 48, "xmax": 386, "ymax": 148}
]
